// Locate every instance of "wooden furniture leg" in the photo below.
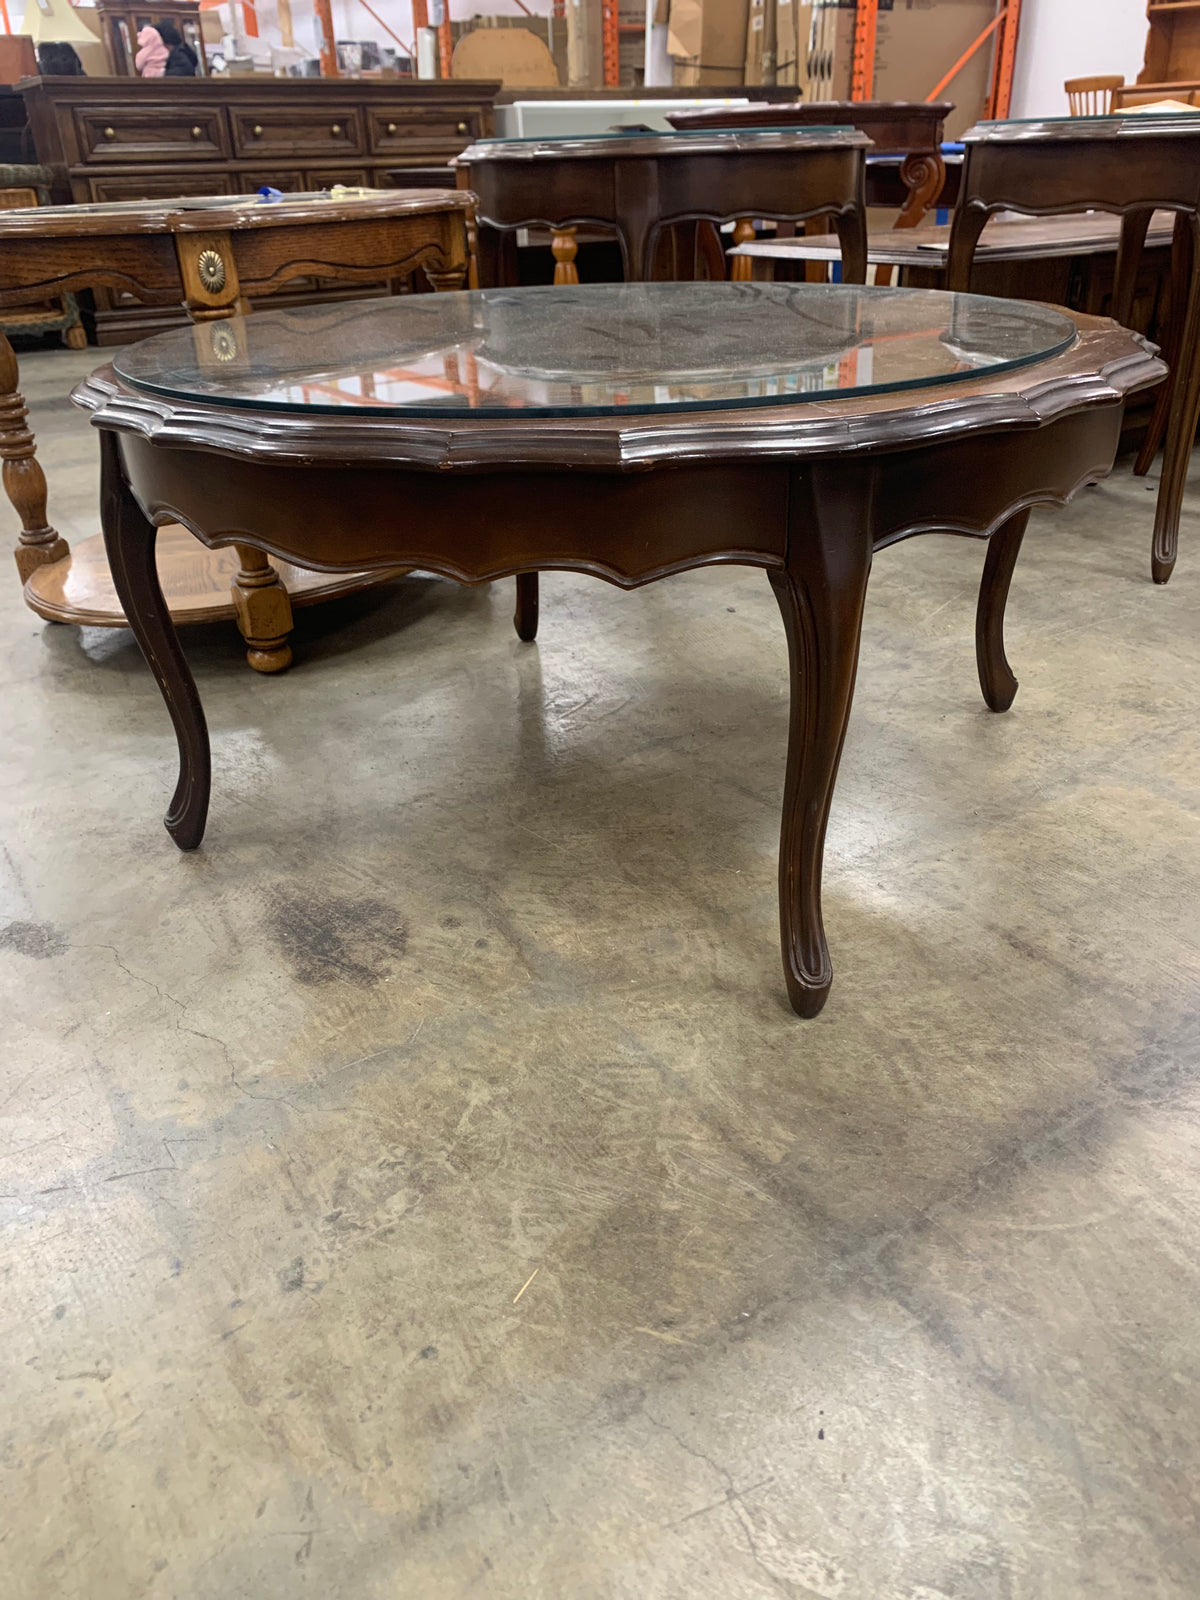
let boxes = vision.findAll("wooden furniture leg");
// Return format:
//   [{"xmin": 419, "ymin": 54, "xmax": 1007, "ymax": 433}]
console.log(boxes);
[
  {"xmin": 945, "ymin": 203, "xmax": 989, "ymax": 293},
  {"xmin": 425, "ymin": 261, "xmax": 470, "ymax": 292},
  {"xmin": 1113, "ymin": 207, "xmax": 1152, "ymax": 326},
  {"xmin": 833, "ymin": 207, "xmax": 869, "ymax": 286},
  {"xmin": 896, "ymin": 150, "xmax": 946, "ymax": 229},
  {"xmin": 99, "ymin": 429, "xmax": 210, "ymax": 851},
  {"xmin": 730, "ymin": 218, "xmax": 756, "ymax": 282},
  {"xmin": 1135, "ymin": 211, "xmax": 1192, "ymax": 477},
  {"xmin": 551, "ymin": 227, "xmax": 579, "ymax": 285},
  {"xmin": 975, "ymin": 508, "xmax": 1031, "ymax": 712},
  {"xmin": 175, "ymin": 232, "xmax": 300, "ymax": 670},
  {"xmin": 513, "ymin": 572, "xmax": 539, "ymax": 640},
  {"xmin": 231, "ymin": 544, "xmax": 294, "ymax": 673},
  {"xmin": 769, "ymin": 463, "xmax": 874, "ymax": 1017},
  {"xmin": 1152, "ymin": 213, "xmax": 1200, "ymax": 583},
  {"xmin": 0, "ymin": 326, "xmax": 69, "ymax": 583},
  {"xmin": 877, "ymin": 149, "xmax": 947, "ymax": 286}
]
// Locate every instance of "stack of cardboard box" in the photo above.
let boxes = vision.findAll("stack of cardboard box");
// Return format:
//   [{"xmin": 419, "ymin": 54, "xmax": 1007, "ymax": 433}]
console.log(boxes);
[{"xmin": 665, "ymin": 0, "xmax": 997, "ymax": 137}]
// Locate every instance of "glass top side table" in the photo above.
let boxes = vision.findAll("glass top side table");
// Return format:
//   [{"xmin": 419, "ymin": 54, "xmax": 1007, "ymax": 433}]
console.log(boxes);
[
  {"xmin": 76, "ymin": 283, "xmax": 1163, "ymax": 1016},
  {"xmin": 950, "ymin": 113, "xmax": 1200, "ymax": 584},
  {"xmin": 452, "ymin": 127, "xmax": 871, "ymax": 290}
]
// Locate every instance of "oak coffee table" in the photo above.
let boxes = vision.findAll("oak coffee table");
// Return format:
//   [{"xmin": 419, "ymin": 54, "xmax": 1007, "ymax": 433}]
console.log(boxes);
[
  {"xmin": 0, "ymin": 187, "xmax": 474, "ymax": 671},
  {"xmin": 74, "ymin": 282, "xmax": 1161, "ymax": 1016}
]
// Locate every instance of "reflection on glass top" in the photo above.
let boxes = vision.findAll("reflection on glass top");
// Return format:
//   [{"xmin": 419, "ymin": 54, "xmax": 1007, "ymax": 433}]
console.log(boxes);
[
  {"xmin": 112, "ymin": 282, "xmax": 1077, "ymax": 419},
  {"xmin": 968, "ymin": 111, "xmax": 1200, "ymax": 139}
]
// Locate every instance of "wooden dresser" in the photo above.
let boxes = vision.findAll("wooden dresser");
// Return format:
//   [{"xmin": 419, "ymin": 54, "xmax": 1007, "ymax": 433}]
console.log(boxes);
[{"xmin": 17, "ymin": 75, "xmax": 498, "ymax": 341}]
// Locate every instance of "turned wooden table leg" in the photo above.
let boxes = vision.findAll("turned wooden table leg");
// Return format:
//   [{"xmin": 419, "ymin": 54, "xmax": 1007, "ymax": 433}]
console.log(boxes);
[
  {"xmin": 99, "ymin": 430, "xmax": 210, "ymax": 850},
  {"xmin": 232, "ymin": 545, "xmax": 294, "ymax": 673},
  {"xmin": 730, "ymin": 218, "xmax": 756, "ymax": 282},
  {"xmin": 975, "ymin": 508, "xmax": 1031, "ymax": 712},
  {"xmin": 176, "ymin": 230, "xmax": 300, "ymax": 668},
  {"xmin": 769, "ymin": 463, "xmax": 874, "ymax": 1017},
  {"xmin": 551, "ymin": 227, "xmax": 579, "ymax": 285},
  {"xmin": 0, "ymin": 326, "xmax": 70, "ymax": 583},
  {"xmin": 513, "ymin": 572, "xmax": 539, "ymax": 641},
  {"xmin": 425, "ymin": 262, "xmax": 469, "ymax": 292}
]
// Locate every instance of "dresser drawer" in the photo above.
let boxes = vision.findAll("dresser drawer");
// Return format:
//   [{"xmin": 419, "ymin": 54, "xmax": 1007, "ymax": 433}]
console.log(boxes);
[
  {"xmin": 232, "ymin": 106, "xmax": 365, "ymax": 159},
  {"xmin": 83, "ymin": 173, "xmax": 235, "ymax": 204},
  {"xmin": 368, "ymin": 109, "xmax": 481, "ymax": 155},
  {"xmin": 74, "ymin": 106, "xmax": 228, "ymax": 163}
]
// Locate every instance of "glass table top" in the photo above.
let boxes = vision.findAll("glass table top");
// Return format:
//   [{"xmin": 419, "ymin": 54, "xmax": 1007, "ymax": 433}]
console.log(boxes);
[{"xmin": 112, "ymin": 282, "xmax": 1077, "ymax": 420}]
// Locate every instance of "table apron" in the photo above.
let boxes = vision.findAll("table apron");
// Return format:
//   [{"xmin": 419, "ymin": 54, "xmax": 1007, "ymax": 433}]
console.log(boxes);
[
  {"xmin": 871, "ymin": 401, "xmax": 1127, "ymax": 548},
  {"xmin": 961, "ymin": 141, "xmax": 1200, "ymax": 215},
  {"xmin": 113, "ymin": 438, "xmax": 792, "ymax": 587},
  {"xmin": 111, "ymin": 399, "xmax": 1127, "ymax": 583},
  {"xmin": 0, "ymin": 234, "xmax": 183, "ymax": 308}
]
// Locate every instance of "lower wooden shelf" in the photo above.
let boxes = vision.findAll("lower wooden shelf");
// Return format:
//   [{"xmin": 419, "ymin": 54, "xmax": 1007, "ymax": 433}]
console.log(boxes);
[{"xmin": 24, "ymin": 523, "xmax": 404, "ymax": 630}]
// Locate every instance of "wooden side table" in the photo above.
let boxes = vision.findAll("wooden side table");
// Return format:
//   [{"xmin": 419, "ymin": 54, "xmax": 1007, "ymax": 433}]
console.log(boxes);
[
  {"xmin": 947, "ymin": 112, "xmax": 1200, "ymax": 584},
  {"xmin": 453, "ymin": 127, "xmax": 869, "ymax": 289},
  {"xmin": 0, "ymin": 187, "xmax": 475, "ymax": 671},
  {"xmin": 666, "ymin": 100, "xmax": 954, "ymax": 229}
]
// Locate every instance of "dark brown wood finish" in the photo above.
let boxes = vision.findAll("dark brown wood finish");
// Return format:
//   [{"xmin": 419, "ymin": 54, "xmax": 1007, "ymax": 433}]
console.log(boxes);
[
  {"xmin": 454, "ymin": 128, "xmax": 870, "ymax": 286},
  {"xmin": 0, "ymin": 188, "xmax": 474, "ymax": 671},
  {"xmin": 74, "ymin": 312, "xmax": 1162, "ymax": 1017},
  {"xmin": 666, "ymin": 101, "xmax": 952, "ymax": 229},
  {"xmin": 17, "ymin": 76, "xmax": 498, "ymax": 341},
  {"xmin": 947, "ymin": 113, "xmax": 1200, "ymax": 584}
]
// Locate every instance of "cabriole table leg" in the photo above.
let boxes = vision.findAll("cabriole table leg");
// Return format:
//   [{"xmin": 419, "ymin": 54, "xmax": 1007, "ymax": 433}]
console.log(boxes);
[
  {"xmin": 975, "ymin": 508, "xmax": 1031, "ymax": 713},
  {"xmin": 513, "ymin": 572, "xmax": 539, "ymax": 641},
  {"xmin": 1151, "ymin": 212, "xmax": 1200, "ymax": 584},
  {"xmin": 0, "ymin": 326, "xmax": 70, "ymax": 583},
  {"xmin": 769, "ymin": 464, "xmax": 874, "ymax": 1017},
  {"xmin": 99, "ymin": 430, "xmax": 210, "ymax": 850}
]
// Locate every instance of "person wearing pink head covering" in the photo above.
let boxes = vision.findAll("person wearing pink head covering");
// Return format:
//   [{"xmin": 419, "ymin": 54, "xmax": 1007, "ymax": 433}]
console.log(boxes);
[{"xmin": 135, "ymin": 26, "xmax": 169, "ymax": 77}]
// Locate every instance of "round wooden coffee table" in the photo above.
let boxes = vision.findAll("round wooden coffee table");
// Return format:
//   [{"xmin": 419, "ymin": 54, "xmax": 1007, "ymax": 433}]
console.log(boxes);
[{"xmin": 74, "ymin": 281, "xmax": 1161, "ymax": 1015}]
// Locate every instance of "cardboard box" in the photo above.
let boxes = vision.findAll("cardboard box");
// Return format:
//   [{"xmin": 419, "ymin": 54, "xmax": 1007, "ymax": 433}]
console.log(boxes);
[
  {"xmin": 775, "ymin": 0, "xmax": 811, "ymax": 87},
  {"xmin": 668, "ymin": 0, "xmax": 751, "ymax": 83},
  {"xmin": 875, "ymin": 0, "xmax": 996, "ymax": 140},
  {"xmin": 744, "ymin": 0, "xmax": 766, "ymax": 85},
  {"xmin": 792, "ymin": 0, "xmax": 994, "ymax": 136}
]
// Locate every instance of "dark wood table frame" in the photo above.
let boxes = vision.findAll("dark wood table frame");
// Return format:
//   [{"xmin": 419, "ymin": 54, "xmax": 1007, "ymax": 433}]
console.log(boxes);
[
  {"xmin": 74, "ymin": 311, "xmax": 1160, "ymax": 1017},
  {"xmin": 0, "ymin": 187, "xmax": 475, "ymax": 671},
  {"xmin": 453, "ymin": 128, "xmax": 870, "ymax": 289},
  {"xmin": 947, "ymin": 113, "xmax": 1200, "ymax": 585},
  {"xmin": 666, "ymin": 100, "xmax": 954, "ymax": 231}
]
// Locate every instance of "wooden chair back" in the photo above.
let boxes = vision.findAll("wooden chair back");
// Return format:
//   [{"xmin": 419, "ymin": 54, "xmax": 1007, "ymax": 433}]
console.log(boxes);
[{"xmin": 1064, "ymin": 75, "xmax": 1125, "ymax": 116}]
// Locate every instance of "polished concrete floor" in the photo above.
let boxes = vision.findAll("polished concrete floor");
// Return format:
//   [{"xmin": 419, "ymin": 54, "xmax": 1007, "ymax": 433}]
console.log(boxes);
[{"xmin": 2, "ymin": 343, "xmax": 1199, "ymax": 1600}]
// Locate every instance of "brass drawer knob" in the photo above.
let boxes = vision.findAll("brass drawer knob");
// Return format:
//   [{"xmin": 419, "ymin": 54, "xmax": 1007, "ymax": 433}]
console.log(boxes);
[
  {"xmin": 252, "ymin": 123, "xmax": 263, "ymax": 137},
  {"xmin": 103, "ymin": 126, "xmax": 115, "ymax": 139},
  {"xmin": 457, "ymin": 121, "xmax": 468, "ymax": 134},
  {"xmin": 331, "ymin": 122, "xmax": 343, "ymax": 135},
  {"xmin": 191, "ymin": 125, "xmax": 203, "ymax": 138},
  {"xmin": 387, "ymin": 122, "xmax": 397, "ymax": 134}
]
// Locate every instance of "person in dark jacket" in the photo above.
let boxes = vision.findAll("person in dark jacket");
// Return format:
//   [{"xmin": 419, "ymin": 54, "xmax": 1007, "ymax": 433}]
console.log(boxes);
[{"xmin": 156, "ymin": 20, "xmax": 199, "ymax": 77}]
